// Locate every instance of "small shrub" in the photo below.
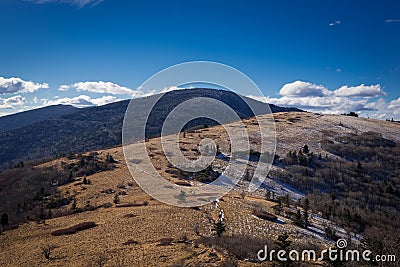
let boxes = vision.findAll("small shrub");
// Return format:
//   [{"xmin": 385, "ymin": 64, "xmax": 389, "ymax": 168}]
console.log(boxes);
[
  {"xmin": 51, "ymin": 222, "xmax": 96, "ymax": 236},
  {"xmin": 212, "ymin": 221, "xmax": 226, "ymax": 237},
  {"xmin": 123, "ymin": 213, "xmax": 136, "ymax": 218},
  {"xmin": 175, "ymin": 181, "xmax": 192, "ymax": 186},
  {"xmin": 158, "ymin": 237, "xmax": 174, "ymax": 246},
  {"xmin": 252, "ymin": 211, "xmax": 277, "ymax": 222},
  {"xmin": 193, "ymin": 222, "xmax": 201, "ymax": 236},
  {"xmin": 113, "ymin": 193, "xmax": 120, "ymax": 204},
  {"xmin": 197, "ymin": 235, "xmax": 273, "ymax": 261},
  {"xmin": 118, "ymin": 191, "xmax": 128, "ymax": 196},
  {"xmin": 102, "ymin": 188, "xmax": 115, "ymax": 194},
  {"xmin": 325, "ymin": 226, "xmax": 338, "ymax": 241},
  {"xmin": 115, "ymin": 201, "xmax": 148, "ymax": 208},
  {"xmin": 175, "ymin": 234, "xmax": 189, "ymax": 243},
  {"xmin": 41, "ymin": 244, "xmax": 57, "ymax": 260},
  {"xmin": 71, "ymin": 199, "xmax": 77, "ymax": 210},
  {"xmin": 117, "ymin": 183, "xmax": 127, "ymax": 189},
  {"xmin": 122, "ymin": 239, "xmax": 138, "ymax": 245},
  {"xmin": 101, "ymin": 202, "xmax": 113, "ymax": 208},
  {"xmin": 94, "ymin": 253, "xmax": 108, "ymax": 267}
]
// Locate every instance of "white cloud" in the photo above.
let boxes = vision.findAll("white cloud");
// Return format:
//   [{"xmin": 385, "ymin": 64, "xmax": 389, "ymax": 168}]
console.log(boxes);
[
  {"xmin": 385, "ymin": 19, "xmax": 400, "ymax": 23},
  {"xmin": 365, "ymin": 98, "xmax": 387, "ymax": 111},
  {"xmin": 43, "ymin": 95, "xmax": 118, "ymax": 108},
  {"xmin": 27, "ymin": 0, "xmax": 104, "ymax": 8},
  {"xmin": 250, "ymin": 95, "xmax": 368, "ymax": 115},
  {"xmin": 64, "ymin": 81, "xmax": 134, "ymax": 95},
  {"xmin": 279, "ymin": 80, "xmax": 331, "ymax": 97},
  {"xmin": 334, "ymin": 84, "xmax": 386, "ymax": 97},
  {"xmin": 130, "ymin": 89, "xmax": 157, "ymax": 98},
  {"xmin": 248, "ymin": 80, "xmax": 399, "ymax": 119},
  {"xmin": 34, "ymin": 84, "xmax": 186, "ymax": 110},
  {"xmin": 0, "ymin": 112, "xmax": 12, "ymax": 117},
  {"xmin": 58, "ymin": 84, "xmax": 70, "ymax": 91},
  {"xmin": 329, "ymin": 20, "xmax": 341, "ymax": 27},
  {"xmin": 388, "ymin": 97, "xmax": 400, "ymax": 114},
  {"xmin": 0, "ymin": 77, "xmax": 49, "ymax": 94},
  {"xmin": 160, "ymin": 85, "xmax": 186, "ymax": 93},
  {"xmin": 0, "ymin": 95, "xmax": 27, "ymax": 109},
  {"xmin": 89, "ymin": 95, "xmax": 118, "ymax": 106},
  {"xmin": 131, "ymin": 85, "xmax": 185, "ymax": 98},
  {"xmin": 365, "ymin": 97, "xmax": 400, "ymax": 119},
  {"xmin": 60, "ymin": 82, "xmax": 187, "ymax": 98}
]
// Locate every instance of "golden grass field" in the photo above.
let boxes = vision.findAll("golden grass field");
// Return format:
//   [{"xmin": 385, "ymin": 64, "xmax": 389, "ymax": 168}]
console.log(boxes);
[{"xmin": 1, "ymin": 112, "xmax": 399, "ymax": 266}]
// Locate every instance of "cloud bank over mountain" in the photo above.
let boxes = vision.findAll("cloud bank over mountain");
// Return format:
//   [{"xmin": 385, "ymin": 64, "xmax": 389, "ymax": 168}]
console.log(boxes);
[
  {"xmin": 0, "ymin": 77, "xmax": 48, "ymax": 94},
  {"xmin": 0, "ymin": 75, "xmax": 398, "ymax": 120},
  {"xmin": 249, "ymin": 80, "xmax": 399, "ymax": 120}
]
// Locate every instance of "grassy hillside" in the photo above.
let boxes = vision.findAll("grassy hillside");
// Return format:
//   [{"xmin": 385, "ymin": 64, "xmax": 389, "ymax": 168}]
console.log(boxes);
[{"xmin": 1, "ymin": 112, "xmax": 399, "ymax": 266}]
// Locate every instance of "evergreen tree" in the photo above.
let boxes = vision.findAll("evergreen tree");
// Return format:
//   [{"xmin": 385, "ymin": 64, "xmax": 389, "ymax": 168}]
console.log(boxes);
[
  {"xmin": 212, "ymin": 210, "xmax": 226, "ymax": 237},
  {"xmin": 303, "ymin": 198, "xmax": 310, "ymax": 227},
  {"xmin": 303, "ymin": 144, "xmax": 310, "ymax": 154},
  {"xmin": 294, "ymin": 209, "xmax": 303, "ymax": 227},
  {"xmin": 303, "ymin": 209, "xmax": 309, "ymax": 228},
  {"xmin": 216, "ymin": 144, "xmax": 221, "ymax": 156},
  {"xmin": 357, "ymin": 161, "xmax": 362, "ymax": 171},
  {"xmin": 273, "ymin": 199, "xmax": 283, "ymax": 215},
  {"xmin": 113, "ymin": 193, "xmax": 120, "ymax": 204},
  {"xmin": 0, "ymin": 213, "xmax": 9, "ymax": 226},
  {"xmin": 106, "ymin": 153, "xmax": 115, "ymax": 163},
  {"xmin": 177, "ymin": 190, "xmax": 187, "ymax": 202},
  {"xmin": 39, "ymin": 206, "xmax": 46, "ymax": 221},
  {"xmin": 275, "ymin": 232, "xmax": 292, "ymax": 251},
  {"xmin": 284, "ymin": 194, "xmax": 290, "ymax": 207},
  {"xmin": 265, "ymin": 190, "xmax": 271, "ymax": 200},
  {"xmin": 71, "ymin": 199, "xmax": 77, "ymax": 210},
  {"xmin": 275, "ymin": 233, "xmax": 292, "ymax": 266},
  {"xmin": 212, "ymin": 220, "xmax": 226, "ymax": 237}
]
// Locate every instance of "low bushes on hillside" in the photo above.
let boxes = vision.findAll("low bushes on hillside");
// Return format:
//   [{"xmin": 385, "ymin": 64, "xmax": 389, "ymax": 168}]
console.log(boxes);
[
  {"xmin": 51, "ymin": 221, "xmax": 96, "ymax": 236},
  {"xmin": 158, "ymin": 237, "xmax": 174, "ymax": 246},
  {"xmin": 115, "ymin": 201, "xmax": 149, "ymax": 208},
  {"xmin": 122, "ymin": 239, "xmax": 138, "ymax": 245},
  {"xmin": 197, "ymin": 235, "xmax": 274, "ymax": 261},
  {"xmin": 280, "ymin": 132, "xmax": 400, "ymax": 252},
  {"xmin": 252, "ymin": 211, "xmax": 277, "ymax": 222}
]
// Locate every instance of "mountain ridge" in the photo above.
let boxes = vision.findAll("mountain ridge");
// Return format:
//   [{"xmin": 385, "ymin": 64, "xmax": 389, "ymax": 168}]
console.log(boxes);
[
  {"xmin": 0, "ymin": 104, "xmax": 78, "ymax": 133},
  {"xmin": 0, "ymin": 88, "xmax": 302, "ymax": 169}
]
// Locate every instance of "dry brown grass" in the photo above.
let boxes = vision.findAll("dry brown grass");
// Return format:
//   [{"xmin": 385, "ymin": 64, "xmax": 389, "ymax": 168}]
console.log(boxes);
[{"xmin": 1, "ymin": 112, "xmax": 399, "ymax": 266}]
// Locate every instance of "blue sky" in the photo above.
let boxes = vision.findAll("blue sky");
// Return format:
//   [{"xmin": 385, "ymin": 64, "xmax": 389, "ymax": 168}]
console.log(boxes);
[{"xmin": 0, "ymin": 0, "xmax": 400, "ymax": 119}]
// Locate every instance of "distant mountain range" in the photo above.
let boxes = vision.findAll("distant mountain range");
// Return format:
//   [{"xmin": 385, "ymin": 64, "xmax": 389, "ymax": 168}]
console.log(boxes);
[
  {"xmin": 0, "ymin": 88, "xmax": 302, "ymax": 169},
  {"xmin": 0, "ymin": 105, "xmax": 78, "ymax": 133}
]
